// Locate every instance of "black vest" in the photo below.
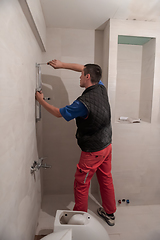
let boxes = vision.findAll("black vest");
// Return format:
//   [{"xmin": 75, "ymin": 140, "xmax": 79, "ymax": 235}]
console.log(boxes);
[{"xmin": 76, "ymin": 83, "xmax": 112, "ymax": 152}]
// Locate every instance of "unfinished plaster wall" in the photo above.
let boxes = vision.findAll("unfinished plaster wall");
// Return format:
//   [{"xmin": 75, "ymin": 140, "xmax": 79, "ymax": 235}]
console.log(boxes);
[
  {"xmin": 104, "ymin": 19, "xmax": 160, "ymax": 205},
  {"xmin": 0, "ymin": 0, "xmax": 46, "ymax": 239},
  {"xmin": 40, "ymin": 28, "xmax": 95, "ymax": 194}
]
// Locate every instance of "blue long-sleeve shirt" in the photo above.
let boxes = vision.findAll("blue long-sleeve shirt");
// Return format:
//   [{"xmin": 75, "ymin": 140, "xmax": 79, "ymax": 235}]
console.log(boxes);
[{"xmin": 60, "ymin": 80, "xmax": 104, "ymax": 121}]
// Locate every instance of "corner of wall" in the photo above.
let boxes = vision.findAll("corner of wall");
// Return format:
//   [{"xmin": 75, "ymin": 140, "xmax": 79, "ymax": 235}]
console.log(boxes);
[
  {"xmin": 18, "ymin": 0, "xmax": 47, "ymax": 52},
  {"xmin": 102, "ymin": 19, "xmax": 110, "ymax": 88}
]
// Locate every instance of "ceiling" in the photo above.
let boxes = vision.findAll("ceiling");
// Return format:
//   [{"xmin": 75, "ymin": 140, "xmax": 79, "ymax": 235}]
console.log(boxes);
[{"xmin": 40, "ymin": 0, "xmax": 160, "ymax": 30}]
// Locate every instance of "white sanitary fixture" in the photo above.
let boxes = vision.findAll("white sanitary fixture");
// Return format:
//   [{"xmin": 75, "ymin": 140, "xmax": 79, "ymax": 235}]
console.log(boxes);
[{"xmin": 42, "ymin": 210, "xmax": 110, "ymax": 240}]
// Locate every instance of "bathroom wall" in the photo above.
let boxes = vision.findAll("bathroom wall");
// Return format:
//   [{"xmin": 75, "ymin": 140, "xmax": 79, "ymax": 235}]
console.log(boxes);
[
  {"xmin": 104, "ymin": 19, "xmax": 160, "ymax": 205},
  {"xmin": 102, "ymin": 21, "xmax": 110, "ymax": 88},
  {"xmin": 40, "ymin": 28, "xmax": 95, "ymax": 194},
  {"xmin": 91, "ymin": 29, "xmax": 104, "ymax": 195},
  {"xmin": 139, "ymin": 39, "xmax": 155, "ymax": 122},
  {"xmin": 115, "ymin": 44, "xmax": 143, "ymax": 121},
  {"xmin": 25, "ymin": 0, "xmax": 46, "ymax": 49},
  {"xmin": 0, "ymin": 0, "xmax": 46, "ymax": 239},
  {"xmin": 94, "ymin": 30, "xmax": 104, "ymax": 69}
]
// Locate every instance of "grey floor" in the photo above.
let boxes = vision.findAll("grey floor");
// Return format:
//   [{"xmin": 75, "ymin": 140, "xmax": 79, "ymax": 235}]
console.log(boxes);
[{"xmin": 36, "ymin": 194, "xmax": 160, "ymax": 240}]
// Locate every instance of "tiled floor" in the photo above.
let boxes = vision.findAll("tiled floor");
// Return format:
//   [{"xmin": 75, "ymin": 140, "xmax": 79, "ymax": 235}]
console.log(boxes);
[{"xmin": 36, "ymin": 194, "xmax": 160, "ymax": 240}]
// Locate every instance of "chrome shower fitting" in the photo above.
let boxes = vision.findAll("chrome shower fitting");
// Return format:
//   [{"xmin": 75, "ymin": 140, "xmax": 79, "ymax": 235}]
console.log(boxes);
[
  {"xmin": 38, "ymin": 157, "xmax": 52, "ymax": 169},
  {"xmin": 37, "ymin": 63, "xmax": 49, "ymax": 65},
  {"xmin": 35, "ymin": 63, "xmax": 51, "ymax": 122},
  {"xmin": 30, "ymin": 157, "xmax": 51, "ymax": 174},
  {"xmin": 30, "ymin": 161, "xmax": 37, "ymax": 174}
]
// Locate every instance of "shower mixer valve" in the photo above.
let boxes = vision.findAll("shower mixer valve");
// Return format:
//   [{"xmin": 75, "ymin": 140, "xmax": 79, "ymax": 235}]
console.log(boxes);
[{"xmin": 30, "ymin": 157, "xmax": 51, "ymax": 174}]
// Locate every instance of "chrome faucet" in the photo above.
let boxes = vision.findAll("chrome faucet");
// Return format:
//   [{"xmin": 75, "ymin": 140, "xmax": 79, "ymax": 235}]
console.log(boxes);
[
  {"xmin": 41, "ymin": 163, "xmax": 51, "ymax": 169},
  {"xmin": 30, "ymin": 157, "xmax": 51, "ymax": 174},
  {"xmin": 38, "ymin": 157, "xmax": 51, "ymax": 169}
]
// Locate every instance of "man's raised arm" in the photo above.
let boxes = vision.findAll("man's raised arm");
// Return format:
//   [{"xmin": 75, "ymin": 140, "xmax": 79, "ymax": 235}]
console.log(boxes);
[{"xmin": 48, "ymin": 59, "xmax": 84, "ymax": 72}]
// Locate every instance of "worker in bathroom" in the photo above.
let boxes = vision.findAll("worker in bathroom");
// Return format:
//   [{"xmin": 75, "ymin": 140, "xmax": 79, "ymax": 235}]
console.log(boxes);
[{"xmin": 35, "ymin": 60, "xmax": 116, "ymax": 226}]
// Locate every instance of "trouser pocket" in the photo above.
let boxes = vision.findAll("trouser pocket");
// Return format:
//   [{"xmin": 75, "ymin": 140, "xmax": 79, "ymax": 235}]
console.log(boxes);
[{"xmin": 75, "ymin": 164, "xmax": 90, "ymax": 184}]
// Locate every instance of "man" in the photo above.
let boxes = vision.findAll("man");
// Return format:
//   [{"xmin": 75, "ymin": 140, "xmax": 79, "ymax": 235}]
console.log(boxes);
[{"xmin": 35, "ymin": 59, "xmax": 116, "ymax": 226}]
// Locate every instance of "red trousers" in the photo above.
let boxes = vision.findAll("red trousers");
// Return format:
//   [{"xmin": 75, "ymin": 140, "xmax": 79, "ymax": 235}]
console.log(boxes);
[{"xmin": 73, "ymin": 144, "xmax": 116, "ymax": 214}]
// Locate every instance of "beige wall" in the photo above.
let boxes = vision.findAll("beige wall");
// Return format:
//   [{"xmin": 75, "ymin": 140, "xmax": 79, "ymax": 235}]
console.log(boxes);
[
  {"xmin": 0, "ymin": 0, "xmax": 46, "ymax": 239},
  {"xmin": 26, "ymin": 0, "xmax": 46, "ymax": 49},
  {"xmin": 139, "ymin": 39, "xmax": 155, "ymax": 122},
  {"xmin": 1, "ymin": 4, "xmax": 160, "ymax": 239},
  {"xmin": 40, "ymin": 28, "xmax": 95, "ymax": 194},
  {"xmin": 115, "ymin": 44, "xmax": 142, "ymax": 121},
  {"xmin": 104, "ymin": 19, "xmax": 160, "ymax": 205},
  {"xmin": 102, "ymin": 20, "xmax": 110, "ymax": 88},
  {"xmin": 94, "ymin": 30, "xmax": 104, "ymax": 68}
]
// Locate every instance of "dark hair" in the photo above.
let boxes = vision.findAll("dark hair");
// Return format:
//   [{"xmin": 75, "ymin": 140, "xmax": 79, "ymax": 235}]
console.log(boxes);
[{"xmin": 84, "ymin": 64, "xmax": 102, "ymax": 84}]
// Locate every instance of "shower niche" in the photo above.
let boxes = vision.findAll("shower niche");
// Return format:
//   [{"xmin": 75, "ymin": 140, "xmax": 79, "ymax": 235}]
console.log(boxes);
[{"xmin": 115, "ymin": 35, "xmax": 156, "ymax": 123}]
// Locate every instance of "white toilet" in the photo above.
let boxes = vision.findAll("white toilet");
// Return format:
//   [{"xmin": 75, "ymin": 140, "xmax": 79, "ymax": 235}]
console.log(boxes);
[{"xmin": 42, "ymin": 210, "xmax": 110, "ymax": 240}]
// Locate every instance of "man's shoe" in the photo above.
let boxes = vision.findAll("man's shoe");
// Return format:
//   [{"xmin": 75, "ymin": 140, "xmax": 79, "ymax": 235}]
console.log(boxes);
[{"xmin": 97, "ymin": 207, "xmax": 115, "ymax": 226}]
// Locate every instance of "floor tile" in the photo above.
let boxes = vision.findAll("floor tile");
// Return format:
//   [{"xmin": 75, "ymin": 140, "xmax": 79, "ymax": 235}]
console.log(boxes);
[{"xmin": 36, "ymin": 194, "xmax": 160, "ymax": 240}]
